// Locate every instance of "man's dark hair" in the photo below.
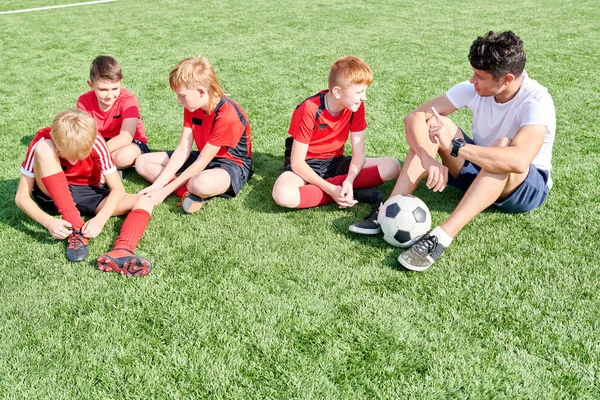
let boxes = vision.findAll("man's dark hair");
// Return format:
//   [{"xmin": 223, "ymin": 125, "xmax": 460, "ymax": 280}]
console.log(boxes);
[{"xmin": 468, "ymin": 31, "xmax": 526, "ymax": 80}]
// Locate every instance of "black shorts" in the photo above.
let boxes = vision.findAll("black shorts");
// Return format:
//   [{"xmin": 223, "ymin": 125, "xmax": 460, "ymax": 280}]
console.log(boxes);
[
  {"xmin": 166, "ymin": 151, "xmax": 252, "ymax": 198},
  {"xmin": 105, "ymin": 137, "xmax": 150, "ymax": 154},
  {"xmin": 283, "ymin": 136, "xmax": 352, "ymax": 178},
  {"xmin": 32, "ymin": 184, "xmax": 110, "ymax": 216},
  {"xmin": 133, "ymin": 139, "xmax": 150, "ymax": 154}
]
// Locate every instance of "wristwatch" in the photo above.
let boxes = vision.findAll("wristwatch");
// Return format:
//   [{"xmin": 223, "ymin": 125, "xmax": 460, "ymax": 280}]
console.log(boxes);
[{"xmin": 451, "ymin": 138, "xmax": 466, "ymax": 157}]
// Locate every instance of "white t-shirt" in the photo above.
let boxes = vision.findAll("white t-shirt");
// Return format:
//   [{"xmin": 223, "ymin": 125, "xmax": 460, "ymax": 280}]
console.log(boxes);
[{"xmin": 446, "ymin": 72, "xmax": 556, "ymax": 188}]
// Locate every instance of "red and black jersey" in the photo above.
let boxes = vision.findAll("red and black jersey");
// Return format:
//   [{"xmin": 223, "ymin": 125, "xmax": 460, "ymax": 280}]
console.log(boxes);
[
  {"xmin": 183, "ymin": 96, "xmax": 252, "ymax": 171},
  {"xmin": 287, "ymin": 90, "xmax": 367, "ymax": 160},
  {"xmin": 21, "ymin": 127, "xmax": 116, "ymax": 186}
]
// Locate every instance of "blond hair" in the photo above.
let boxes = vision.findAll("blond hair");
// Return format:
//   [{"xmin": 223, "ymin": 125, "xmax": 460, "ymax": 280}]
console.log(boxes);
[
  {"xmin": 328, "ymin": 56, "xmax": 373, "ymax": 89},
  {"xmin": 169, "ymin": 57, "xmax": 224, "ymax": 114},
  {"xmin": 51, "ymin": 109, "xmax": 97, "ymax": 160}
]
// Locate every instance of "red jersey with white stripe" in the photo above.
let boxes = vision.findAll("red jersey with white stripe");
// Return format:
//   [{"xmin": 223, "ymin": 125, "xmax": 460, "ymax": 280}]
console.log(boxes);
[
  {"xmin": 77, "ymin": 88, "xmax": 148, "ymax": 144},
  {"xmin": 288, "ymin": 90, "xmax": 367, "ymax": 160},
  {"xmin": 21, "ymin": 128, "xmax": 116, "ymax": 186},
  {"xmin": 183, "ymin": 97, "xmax": 252, "ymax": 171}
]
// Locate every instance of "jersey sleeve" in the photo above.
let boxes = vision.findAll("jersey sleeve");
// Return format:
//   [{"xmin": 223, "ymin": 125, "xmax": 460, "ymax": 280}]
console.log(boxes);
[
  {"xmin": 119, "ymin": 92, "xmax": 141, "ymax": 120},
  {"xmin": 288, "ymin": 101, "xmax": 319, "ymax": 144},
  {"xmin": 20, "ymin": 128, "xmax": 49, "ymax": 177},
  {"xmin": 92, "ymin": 136, "xmax": 117, "ymax": 175},
  {"xmin": 349, "ymin": 102, "xmax": 367, "ymax": 132},
  {"xmin": 183, "ymin": 109, "xmax": 193, "ymax": 128},
  {"xmin": 519, "ymin": 89, "xmax": 556, "ymax": 130},
  {"xmin": 446, "ymin": 81, "xmax": 477, "ymax": 109},
  {"xmin": 208, "ymin": 107, "xmax": 244, "ymax": 147}
]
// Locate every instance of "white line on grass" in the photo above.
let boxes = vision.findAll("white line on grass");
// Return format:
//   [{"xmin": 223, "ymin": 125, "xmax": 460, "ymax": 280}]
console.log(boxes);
[{"xmin": 0, "ymin": 0, "xmax": 117, "ymax": 15}]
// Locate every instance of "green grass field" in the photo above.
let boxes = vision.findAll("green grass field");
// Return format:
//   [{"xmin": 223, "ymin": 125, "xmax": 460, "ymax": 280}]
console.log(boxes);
[{"xmin": 1, "ymin": 0, "xmax": 599, "ymax": 398}]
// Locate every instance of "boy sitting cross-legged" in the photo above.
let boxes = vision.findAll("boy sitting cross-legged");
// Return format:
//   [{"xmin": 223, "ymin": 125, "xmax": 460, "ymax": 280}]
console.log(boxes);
[
  {"xmin": 271, "ymin": 56, "xmax": 400, "ymax": 232},
  {"xmin": 15, "ymin": 109, "xmax": 153, "ymax": 276},
  {"xmin": 77, "ymin": 55, "xmax": 150, "ymax": 175},
  {"xmin": 135, "ymin": 56, "xmax": 253, "ymax": 212}
]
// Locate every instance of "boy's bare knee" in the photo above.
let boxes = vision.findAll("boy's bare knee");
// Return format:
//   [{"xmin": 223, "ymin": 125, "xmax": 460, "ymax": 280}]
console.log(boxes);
[{"xmin": 272, "ymin": 186, "xmax": 297, "ymax": 208}]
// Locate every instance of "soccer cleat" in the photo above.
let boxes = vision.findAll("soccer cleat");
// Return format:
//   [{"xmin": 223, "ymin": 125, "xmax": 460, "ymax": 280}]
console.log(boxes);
[
  {"xmin": 66, "ymin": 229, "xmax": 89, "ymax": 262},
  {"xmin": 96, "ymin": 248, "xmax": 152, "ymax": 277},
  {"xmin": 181, "ymin": 191, "xmax": 205, "ymax": 214},
  {"xmin": 349, "ymin": 203, "xmax": 381, "ymax": 235},
  {"xmin": 398, "ymin": 233, "xmax": 447, "ymax": 272}
]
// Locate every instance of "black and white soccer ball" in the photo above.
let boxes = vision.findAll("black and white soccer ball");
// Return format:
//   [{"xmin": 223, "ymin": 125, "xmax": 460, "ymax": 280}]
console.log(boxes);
[{"xmin": 377, "ymin": 194, "xmax": 431, "ymax": 248}]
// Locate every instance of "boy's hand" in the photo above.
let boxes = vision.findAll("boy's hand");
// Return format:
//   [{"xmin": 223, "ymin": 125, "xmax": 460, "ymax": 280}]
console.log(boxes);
[
  {"xmin": 45, "ymin": 218, "xmax": 73, "ymax": 239},
  {"xmin": 330, "ymin": 185, "xmax": 358, "ymax": 209},
  {"xmin": 81, "ymin": 217, "xmax": 106, "ymax": 238},
  {"xmin": 428, "ymin": 107, "xmax": 452, "ymax": 151},
  {"xmin": 422, "ymin": 153, "xmax": 448, "ymax": 192},
  {"xmin": 144, "ymin": 189, "xmax": 168, "ymax": 206}
]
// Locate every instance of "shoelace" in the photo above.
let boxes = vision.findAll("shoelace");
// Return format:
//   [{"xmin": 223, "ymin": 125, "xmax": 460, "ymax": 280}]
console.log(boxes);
[
  {"xmin": 68, "ymin": 230, "xmax": 86, "ymax": 249},
  {"xmin": 412, "ymin": 234, "xmax": 438, "ymax": 256}
]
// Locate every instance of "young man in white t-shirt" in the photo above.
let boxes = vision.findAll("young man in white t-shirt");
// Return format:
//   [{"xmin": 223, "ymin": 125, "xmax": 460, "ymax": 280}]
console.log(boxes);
[{"xmin": 363, "ymin": 31, "xmax": 555, "ymax": 271}]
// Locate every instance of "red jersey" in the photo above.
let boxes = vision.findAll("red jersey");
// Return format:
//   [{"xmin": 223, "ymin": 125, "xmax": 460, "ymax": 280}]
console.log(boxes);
[
  {"xmin": 183, "ymin": 97, "xmax": 252, "ymax": 171},
  {"xmin": 288, "ymin": 90, "xmax": 367, "ymax": 159},
  {"xmin": 21, "ymin": 128, "xmax": 116, "ymax": 186},
  {"xmin": 77, "ymin": 88, "xmax": 148, "ymax": 144}
]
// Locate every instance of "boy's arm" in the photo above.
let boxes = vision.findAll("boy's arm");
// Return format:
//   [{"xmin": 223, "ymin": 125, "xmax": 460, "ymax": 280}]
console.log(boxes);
[
  {"xmin": 15, "ymin": 174, "xmax": 73, "ymax": 239},
  {"xmin": 290, "ymin": 140, "xmax": 356, "ymax": 208},
  {"xmin": 155, "ymin": 142, "xmax": 221, "ymax": 202},
  {"xmin": 81, "ymin": 170, "xmax": 125, "ymax": 238},
  {"xmin": 105, "ymin": 118, "xmax": 138, "ymax": 153},
  {"xmin": 140, "ymin": 127, "xmax": 194, "ymax": 196},
  {"xmin": 341, "ymin": 130, "xmax": 367, "ymax": 199}
]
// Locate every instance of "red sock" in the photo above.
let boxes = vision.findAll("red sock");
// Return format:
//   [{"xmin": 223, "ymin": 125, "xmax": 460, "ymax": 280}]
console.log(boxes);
[
  {"xmin": 324, "ymin": 166, "xmax": 384, "ymax": 189},
  {"xmin": 166, "ymin": 176, "xmax": 188, "ymax": 198},
  {"xmin": 297, "ymin": 185, "xmax": 334, "ymax": 208},
  {"xmin": 41, "ymin": 173, "xmax": 84, "ymax": 230},
  {"xmin": 113, "ymin": 209, "xmax": 151, "ymax": 252}
]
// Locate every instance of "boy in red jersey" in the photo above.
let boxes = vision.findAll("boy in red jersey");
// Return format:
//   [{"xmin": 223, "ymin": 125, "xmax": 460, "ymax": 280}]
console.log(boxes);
[
  {"xmin": 135, "ymin": 57, "xmax": 253, "ymax": 213},
  {"xmin": 15, "ymin": 109, "xmax": 153, "ymax": 276},
  {"xmin": 77, "ymin": 55, "xmax": 149, "ymax": 174},
  {"xmin": 272, "ymin": 56, "xmax": 400, "ymax": 233}
]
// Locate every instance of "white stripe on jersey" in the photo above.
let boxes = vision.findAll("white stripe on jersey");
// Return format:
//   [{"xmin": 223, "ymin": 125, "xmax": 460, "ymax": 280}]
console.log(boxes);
[
  {"xmin": 22, "ymin": 137, "xmax": 46, "ymax": 175},
  {"xmin": 92, "ymin": 136, "xmax": 115, "ymax": 173}
]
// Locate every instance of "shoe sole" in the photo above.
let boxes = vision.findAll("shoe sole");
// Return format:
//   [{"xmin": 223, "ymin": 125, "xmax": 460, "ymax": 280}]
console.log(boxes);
[
  {"xmin": 182, "ymin": 194, "xmax": 204, "ymax": 214},
  {"xmin": 97, "ymin": 255, "xmax": 152, "ymax": 277},
  {"xmin": 398, "ymin": 254, "xmax": 432, "ymax": 272},
  {"xmin": 348, "ymin": 225, "xmax": 381, "ymax": 235}
]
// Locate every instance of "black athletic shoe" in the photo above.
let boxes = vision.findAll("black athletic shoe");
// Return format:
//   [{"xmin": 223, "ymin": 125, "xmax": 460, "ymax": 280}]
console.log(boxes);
[
  {"xmin": 66, "ymin": 229, "xmax": 89, "ymax": 262},
  {"xmin": 181, "ymin": 192, "xmax": 205, "ymax": 214},
  {"xmin": 398, "ymin": 233, "xmax": 447, "ymax": 272},
  {"xmin": 349, "ymin": 188, "xmax": 384, "ymax": 235},
  {"xmin": 97, "ymin": 248, "xmax": 151, "ymax": 277},
  {"xmin": 349, "ymin": 203, "xmax": 381, "ymax": 235}
]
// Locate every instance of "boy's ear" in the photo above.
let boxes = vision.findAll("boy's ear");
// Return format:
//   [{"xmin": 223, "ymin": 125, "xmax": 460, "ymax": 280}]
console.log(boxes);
[
  {"xmin": 331, "ymin": 86, "xmax": 342, "ymax": 99},
  {"xmin": 504, "ymin": 73, "xmax": 515, "ymax": 85},
  {"xmin": 87, "ymin": 80, "xmax": 94, "ymax": 89}
]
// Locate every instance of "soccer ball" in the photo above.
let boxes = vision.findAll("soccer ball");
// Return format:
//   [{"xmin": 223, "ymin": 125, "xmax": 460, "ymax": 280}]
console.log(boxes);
[{"xmin": 377, "ymin": 194, "xmax": 431, "ymax": 248}]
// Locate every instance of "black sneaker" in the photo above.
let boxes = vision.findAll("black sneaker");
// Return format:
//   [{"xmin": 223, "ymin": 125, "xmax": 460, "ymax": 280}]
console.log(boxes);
[
  {"xmin": 66, "ymin": 229, "xmax": 89, "ymax": 262},
  {"xmin": 398, "ymin": 233, "xmax": 446, "ymax": 272},
  {"xmin": 349, "ymin": 203, "xmax": 381, "ymax": 235}
]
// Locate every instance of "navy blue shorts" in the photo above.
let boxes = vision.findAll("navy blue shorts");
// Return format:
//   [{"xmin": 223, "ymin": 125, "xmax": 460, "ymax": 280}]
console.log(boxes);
[
  {"xmin": 32, "ymin": 184, "xmax": 110, "ymax": 216},
  {"xmin": 133, "ymin": 139, "xmax": 150, "ymax": 154},
  {"xmin": 448, "ymin": 135, "xmax": 549, "ymax": 213},
  {"xmin": 167, "ymin": 151, "xmax": 251, "ymax": 198}
]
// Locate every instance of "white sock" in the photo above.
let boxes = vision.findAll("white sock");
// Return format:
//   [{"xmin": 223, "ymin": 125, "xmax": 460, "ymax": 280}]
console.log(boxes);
[{"xmin": 430, "ymin": 226, "xmax": 453, "ymax": 248}]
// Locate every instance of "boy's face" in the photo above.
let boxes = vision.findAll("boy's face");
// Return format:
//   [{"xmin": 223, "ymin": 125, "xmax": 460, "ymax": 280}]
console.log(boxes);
[
  {"xmin": 174, "ymin": 87, "xmax": 208, "ymax": 112},
  {"xmin": 88, "ymin": 78, "xmax": 122, "ymax": 111},
  {"xmin": 336, "ymin": 83, "xmax": 368, "ymax": 112}
]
